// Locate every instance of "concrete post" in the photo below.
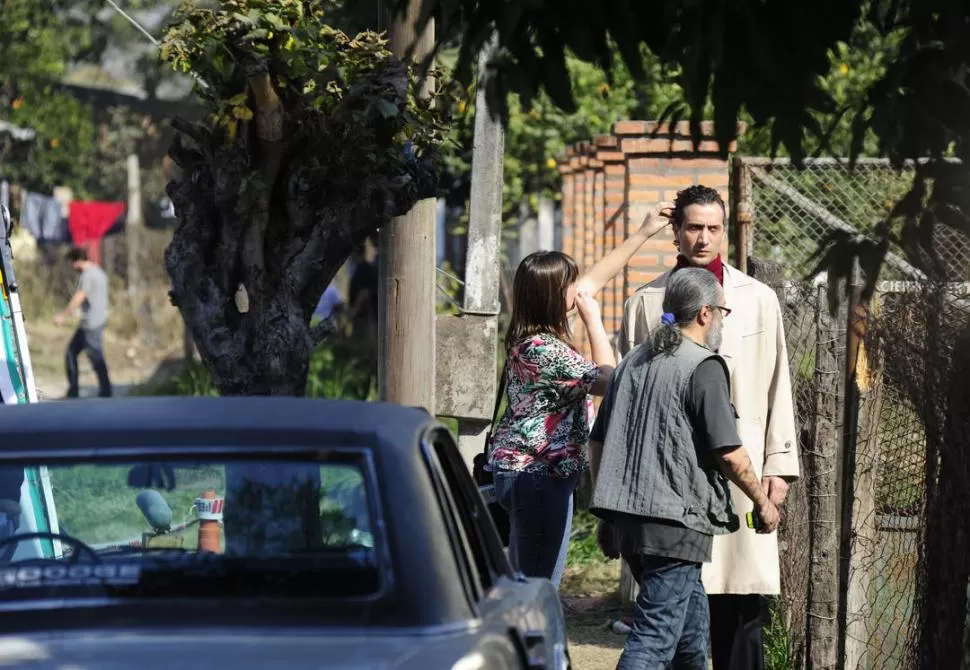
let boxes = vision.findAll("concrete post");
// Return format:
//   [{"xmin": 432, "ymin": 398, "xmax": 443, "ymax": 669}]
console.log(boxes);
[
  {"xmin": 538, "ymin": 196, "xmax": 555, "ymax": 251},
  {"xmin": 518, "ymin": 200, "xmax": 539, "ymax": 262},
  {"xmin": 455, "ymin": 34, "xmax": 505, "ymax": 469},
  {"xmin": 126, "ymin": 154, "xmax": 143, "ymax": 298}
]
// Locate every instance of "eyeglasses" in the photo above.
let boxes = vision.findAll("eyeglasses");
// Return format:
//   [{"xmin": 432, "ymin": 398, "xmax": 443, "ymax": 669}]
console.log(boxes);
[{"xmin": 710, "ymin": 305, "xmax": 732, "ymax": 317}]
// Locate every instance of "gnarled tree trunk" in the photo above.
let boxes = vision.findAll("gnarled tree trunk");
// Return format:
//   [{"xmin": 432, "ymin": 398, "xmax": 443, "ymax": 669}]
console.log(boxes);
[{"xmin": 164, "ymin": 60, "xmax": 437, "ymax": 396}]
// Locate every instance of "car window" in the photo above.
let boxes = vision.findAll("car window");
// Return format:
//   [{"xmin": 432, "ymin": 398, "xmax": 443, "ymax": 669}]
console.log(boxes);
[
  {"xmin": 422, "ymin": 440, "xmax": 484, "ymax": 603},
  {"xmin": 428, "ymin": 428, "xmax": 507, "ymax": 593},
  {"xmin": 0, "ymin": 452, "xmax": 388, "ymax": 601}
]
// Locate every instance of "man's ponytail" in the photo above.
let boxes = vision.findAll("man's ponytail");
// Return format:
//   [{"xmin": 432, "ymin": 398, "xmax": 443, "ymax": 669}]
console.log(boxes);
[{"xmin": 651, "ymin": 312, "xmax": 684, "ymax": 356}]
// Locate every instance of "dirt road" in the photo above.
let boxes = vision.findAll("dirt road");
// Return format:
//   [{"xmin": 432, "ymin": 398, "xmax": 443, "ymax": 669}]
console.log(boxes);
[{"xmin": 562, "ymin": 562, "xmax": 626, "ymax": 669}]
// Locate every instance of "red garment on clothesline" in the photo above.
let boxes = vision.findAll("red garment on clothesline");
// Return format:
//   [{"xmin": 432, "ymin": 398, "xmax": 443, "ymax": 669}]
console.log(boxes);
[
  {"xmin": 68, "ymin": 201, "xmax": 125, "ymax": 245},
  {"xmin": 68, "ymin": 201, "xmax": 125, "ymax": 267}
]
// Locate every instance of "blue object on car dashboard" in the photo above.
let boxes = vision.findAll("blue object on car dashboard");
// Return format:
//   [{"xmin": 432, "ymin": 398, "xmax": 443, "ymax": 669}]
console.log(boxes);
[{"xmin": 0, "ymin": 397, "xmax": 571, "ymax": 670}]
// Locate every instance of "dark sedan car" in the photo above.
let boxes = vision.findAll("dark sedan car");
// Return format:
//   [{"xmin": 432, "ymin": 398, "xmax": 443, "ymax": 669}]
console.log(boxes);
[{"xmin": 0, "ymin": 397, "xmax": 570, "ymax": 669}]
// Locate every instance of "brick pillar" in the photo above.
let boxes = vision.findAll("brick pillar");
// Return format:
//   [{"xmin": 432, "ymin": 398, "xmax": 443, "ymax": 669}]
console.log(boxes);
[
  {"xmin": 581, "ymin": 155, "xmax": 596, "ymax": 274},
  {"xmin": 594, "ymin": 134, "xmax": 625, "ymax": 339},
  {"xmin": 559, "ymin": 160, "xmax": 575, "ymax": 259},
  {"xmin": 614, "ymin": 121, "xmax": 736, "ymax": 305},
  {"xmin": 579, "ymin": 152, "xmax": 596, "ymax": 355},
  {"xmin": 556, "ymin": 121, "xmax": 741, "ymax": 356},
  {"xmin": 570, "ymin": 156, "xmax": 586, "ymax": 266}
]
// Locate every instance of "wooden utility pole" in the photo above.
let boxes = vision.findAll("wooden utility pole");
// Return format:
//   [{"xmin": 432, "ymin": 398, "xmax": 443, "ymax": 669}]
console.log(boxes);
[
  {"xmin": 125, "ymin": 153, "xmax": 143, "ymax": 297},
  {"xmin": 378, "ymin": 1, "xmax": 436, "ymax": 411},
  {"xmin": 806, "ymin": 284, "xmax": 843, "ymax": 670}
]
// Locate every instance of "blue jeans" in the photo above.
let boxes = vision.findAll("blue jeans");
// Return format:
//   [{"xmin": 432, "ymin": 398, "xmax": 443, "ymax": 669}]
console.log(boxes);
[
  {"xmin": 493, "ymin": 469, "xmax": 579, "ymax": 589},
  {"xmin": 616, "ymin": 554, "xmax": 710, "ymax": 670}
]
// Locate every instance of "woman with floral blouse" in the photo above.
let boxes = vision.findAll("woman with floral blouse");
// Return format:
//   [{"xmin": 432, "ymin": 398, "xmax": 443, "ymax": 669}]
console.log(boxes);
[{"xmin": 489, "ymin": 201, "xmax": 674, "ymax": 588}]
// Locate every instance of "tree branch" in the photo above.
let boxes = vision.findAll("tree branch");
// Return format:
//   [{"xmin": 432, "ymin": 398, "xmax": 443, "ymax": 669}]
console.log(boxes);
[{"xmin": 240, "ymin": 68, "xmax": 285, "ymax": 310}]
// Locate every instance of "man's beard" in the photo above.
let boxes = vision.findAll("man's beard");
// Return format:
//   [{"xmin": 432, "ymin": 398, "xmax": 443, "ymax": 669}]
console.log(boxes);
[{"xmin": 706, "ymin": 320, "xmax": 723, "ymax": 352}]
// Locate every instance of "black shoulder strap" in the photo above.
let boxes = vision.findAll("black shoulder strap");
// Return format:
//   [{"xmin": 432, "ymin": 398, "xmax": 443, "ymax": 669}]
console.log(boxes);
[
  {"xmin": 480, "ymin": 360, "xmax": 508, "ymax": 459},
  {"xmin": 490, "ymin": 360, "xmax": 508, "ymax": 426}
]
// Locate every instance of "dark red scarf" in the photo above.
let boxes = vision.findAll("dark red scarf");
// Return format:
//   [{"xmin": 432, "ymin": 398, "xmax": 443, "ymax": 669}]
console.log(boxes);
[{"xmin": 674, "ymin": 253, "xmax": 725, "ymax": 285}]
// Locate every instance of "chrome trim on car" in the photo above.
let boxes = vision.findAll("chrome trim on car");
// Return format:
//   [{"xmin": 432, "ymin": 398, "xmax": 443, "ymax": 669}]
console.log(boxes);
[{"xmin": 552, "ymin": 642, "xmax": 570, "ymax": 670}]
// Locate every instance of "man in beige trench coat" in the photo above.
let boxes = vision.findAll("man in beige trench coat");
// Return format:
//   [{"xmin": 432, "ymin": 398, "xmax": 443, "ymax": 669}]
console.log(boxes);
[{"xmin": 611, "ymin": 185, "xmax": 800, "ymax": 670}]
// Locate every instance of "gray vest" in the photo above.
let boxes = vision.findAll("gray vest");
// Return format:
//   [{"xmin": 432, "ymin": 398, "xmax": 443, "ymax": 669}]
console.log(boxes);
[{"xmin": 590, "ymin": 338, "xmax": 739, "ymax": 535}]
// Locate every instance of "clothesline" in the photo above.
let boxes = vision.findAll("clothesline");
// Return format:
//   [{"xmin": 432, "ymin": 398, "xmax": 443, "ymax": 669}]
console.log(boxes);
[{"xmin": 3, "ymin": 181, "xmax": 127, "ymax": 266}]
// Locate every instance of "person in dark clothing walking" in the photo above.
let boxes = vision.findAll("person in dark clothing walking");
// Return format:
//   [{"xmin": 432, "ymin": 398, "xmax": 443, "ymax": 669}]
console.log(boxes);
[
  {"xmin": 589, "ymin": 268, "xmax": 780, "ymax": 670},
  {"xmin": 54, "ymin": 247, "xmax": 112, "ymax": 398}
]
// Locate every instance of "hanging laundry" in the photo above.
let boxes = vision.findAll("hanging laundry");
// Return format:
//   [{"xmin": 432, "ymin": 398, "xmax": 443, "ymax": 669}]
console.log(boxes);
[
  {"xmin": 20, "ymin": 192, "xmax": 69, "ymax": 244},
  {"xmin": 69, "ymin": 201, "xmax": 126, "ymax": 267},
  {"xmin": 68, "ymin": 201, "xmax": 126, "ymax": 245}
]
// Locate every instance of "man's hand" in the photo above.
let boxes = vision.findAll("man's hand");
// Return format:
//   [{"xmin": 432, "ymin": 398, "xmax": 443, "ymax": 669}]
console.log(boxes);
[
  {"xmin": 596, "ymin": 519, "xmax": 620, "ymax": 559},
  {"xmin": 53, "ymin": 313, "xmax": 65, "ymax": 327},
  {"xmin": 639, "ymin": 200, "xmax": 675, "ymax": 238},
  {"xmin": 754, "ymin": 499, "xmax": 781, "ymax": 534},
  {"xmin": 762, "ymin": 476, "xmax": 790, "ymax": 506}
]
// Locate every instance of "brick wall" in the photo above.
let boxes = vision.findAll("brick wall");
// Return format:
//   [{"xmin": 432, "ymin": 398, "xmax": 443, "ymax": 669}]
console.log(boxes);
[{"xmin": 557, "ymin": 120, "xmax": 740, "ymax": 359}]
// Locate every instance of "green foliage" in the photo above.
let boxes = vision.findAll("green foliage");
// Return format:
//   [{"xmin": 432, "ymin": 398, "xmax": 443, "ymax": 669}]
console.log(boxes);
[
  {"xmin": 305, "ymin": 337, "xmax": 377, "ymax": 400},
  {"xmin": 566, "ymin": 509, "xmax": 611, "ymax": 567},
  {"xmin": 160, "ymin": 0, "xmax": 447, "ymax": 155},
  {"xmin": 434, "ymin": 260, "xmax": 464, "ymax": 315},
  {"xmin": 0, "ymin": 0, "xmax": 94, "ymax": 194},
  {"xmin": 738, "ymin": 19, "xmax": 904, "ymax": 158},
  {"xmin": 132, "ymin": 337, "xmax": 377, "ymax": 400},
  {"xmin": 443, "ymin": 47, "xmax": 682, "ymax": 233},
  {"xmin": 441, "ymin": 27, "xmax": 893, "ymax": 242},
  {"xmin": 763, "ymin": 597, "xmax": 799, "ymax": 670},
  {"xmin": 0, "ymin": 0, "xmax": 174, "ymax": 198},
  {"xmin": 416, "ymin": 0, "xmax": 863, "ymax": 160},
  {"xmin": 1, "ymin": 93, "xmax": 99, "ymax": 197},
  {"xmin": 158, "ymin": 0, "xmax": 454, "ymax": 395},
  {"xmin": 416, "ymin": 0, "xmax": 970, "ymax": 293}
]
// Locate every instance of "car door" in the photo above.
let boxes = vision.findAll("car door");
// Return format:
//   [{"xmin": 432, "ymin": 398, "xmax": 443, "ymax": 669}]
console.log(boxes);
[{"xmin": 424, "ymin": 428, "xmax": 570, "ymax": 670}]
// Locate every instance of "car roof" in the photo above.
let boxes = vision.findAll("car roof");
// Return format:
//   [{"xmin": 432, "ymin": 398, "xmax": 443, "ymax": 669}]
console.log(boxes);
[{"xmin": 0, "ymin": 396, "xmax": 435, "ymax": 454}]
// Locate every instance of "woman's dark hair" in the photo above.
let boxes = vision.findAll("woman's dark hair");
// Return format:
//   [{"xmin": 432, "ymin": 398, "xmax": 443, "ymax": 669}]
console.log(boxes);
[
  {"xmin": 505, "ymin": 251, "xmax": 579, "ymax": 351},
  {"xmin": 651, "ymin": 267, "xmax": 721, "ymax": 356}
]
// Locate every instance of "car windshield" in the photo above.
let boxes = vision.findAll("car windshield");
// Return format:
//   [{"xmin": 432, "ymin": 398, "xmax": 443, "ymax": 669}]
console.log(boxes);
[{"xmin": 0, "ymin": 451, "xmax": 383, "ymax": 601}]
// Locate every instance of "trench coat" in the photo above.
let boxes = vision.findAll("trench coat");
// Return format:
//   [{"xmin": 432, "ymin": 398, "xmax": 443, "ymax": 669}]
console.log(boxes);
[{"xmin": 615, "ymin": 263, "xmax": 800, "ymax": 595}]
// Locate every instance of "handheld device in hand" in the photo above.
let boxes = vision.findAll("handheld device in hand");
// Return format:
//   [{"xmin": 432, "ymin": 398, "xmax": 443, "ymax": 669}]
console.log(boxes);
[{"xmin": 746, "ymin": 510, "xmax": 762, "ymax": 531}]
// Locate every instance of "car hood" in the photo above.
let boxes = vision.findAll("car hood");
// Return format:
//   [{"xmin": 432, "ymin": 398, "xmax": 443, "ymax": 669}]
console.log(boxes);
[{"xmin": 0, "ymin": 630, "xmax": 459, "ymax": 669}]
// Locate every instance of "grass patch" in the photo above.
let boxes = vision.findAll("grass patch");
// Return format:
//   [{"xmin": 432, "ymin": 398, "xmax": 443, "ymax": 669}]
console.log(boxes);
[
  {"xmin": 130, "ymin": 336, "xmax": 379, "ymax": 400},
  {"xmin": 568, "ymin": 508, "xmax": 611, "ymax": 568},
  {"xmin": 764, "ymin": 596, "xmax": 799, "ymax": 670}
]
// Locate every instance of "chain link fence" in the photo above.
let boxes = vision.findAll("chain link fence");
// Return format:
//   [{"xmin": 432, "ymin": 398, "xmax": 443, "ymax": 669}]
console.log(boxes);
[
  {"xmin": 770, "ymin": 270, "xmax": 839, "ymax": 670},
  {"xmin": 736, "ymin": 156, "xmax": 970, "ymax": 670},
  {"xmin": 737, "ymin": 158, "xmax": 970, "ymax": 282},
  {"xmin": 865, "ymin": 283, "xmax": 970, "ymax": 670}
]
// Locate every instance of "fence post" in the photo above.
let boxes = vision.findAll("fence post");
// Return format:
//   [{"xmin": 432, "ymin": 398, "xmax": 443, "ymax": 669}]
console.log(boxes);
[
  {"xmin": 807, "ymin": 284, "xmax": 843, "ymax": 670},
  {"xmin": 839, "ymin": 276, "xmax": 882, "ymax": 670},
  {"xmin": 730, "ymin": 156, "xmax": 753, "ymax": 273},
  {"xmin": 126, "ymin": 153, "xmax": 143, "ymax": 298}
]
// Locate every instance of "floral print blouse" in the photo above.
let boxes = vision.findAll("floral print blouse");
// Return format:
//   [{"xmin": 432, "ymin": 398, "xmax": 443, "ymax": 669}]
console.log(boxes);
[{"xmin": 488, "ymin": 333, "xmax": 600, "ymax": 478}]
